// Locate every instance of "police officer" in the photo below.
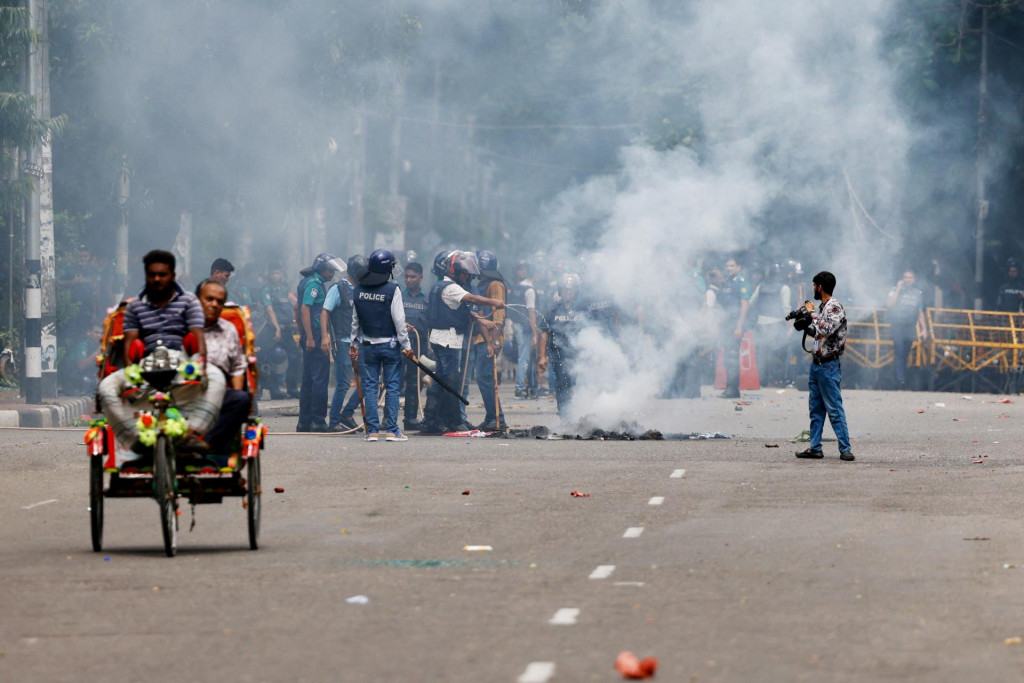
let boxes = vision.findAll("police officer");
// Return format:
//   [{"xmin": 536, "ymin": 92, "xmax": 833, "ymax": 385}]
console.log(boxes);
[
  {"xmin": 321, "ymin": 255, "xmax": 362, "ymax": 431},
  {"xmin": 718, "ymin": 257, "xmax": 751, "ymax": 399},
  {"xmin": 419, "ymin": 251, "xmax": 504, "ymax": 434},
  {"xmin": 472, "ymin": 251, "xmax": 507, "ymax": 431},
  {"xmin": 402, "ymin": 261, "xmax": 429, "ymax": 431},
  {"xmin": 538, "ymin": 273, "xmax": 582, "ymax": 421},
  {"xmin": 996, "ymin": 260, "xmax": 1024, "ymax": 313},
  {"xmin": 258, "ymin": 262, "xmax": 301, "ymax": 399},
  {"xmin": 349, "ymin": 249, "xmax": 414, "ymax": 442},
  {"xmin": 886, "ymin": 269, "xmax": 926, "ymax": 389},
  {"xmin": 295, "ymin": 252, "xmax": 344, "ymax": 432},
  {"xmin": 508, "ymin": 260, "xmax": 539, "ymax": 399}
]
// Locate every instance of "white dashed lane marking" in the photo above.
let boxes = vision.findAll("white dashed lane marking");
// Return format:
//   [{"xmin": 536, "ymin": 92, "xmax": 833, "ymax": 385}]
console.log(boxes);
[
  {"xmin": 22, "ymin": 499, "xmax": 57, "ymax": 510},
  {"xmin": 648, "ymin": 496, "xmax": 664, "ymax": 506},
  {"xmin": 623, "ymin": 527, "xmax": 644, "ymax": 538},
  {"xmin": 589, "ymin": 565, "xmax": 616, "ymax": 579},
  {"xmin": 549, "ymin": 608, "xmax": 580, "ymax": 625},
  {"xmin": 518, "ymin": 662, "xmax": 555, "ymax": 682},
  {"xmin": 670, "ymin": 469, "xmax": 686, "ymax": 478}
]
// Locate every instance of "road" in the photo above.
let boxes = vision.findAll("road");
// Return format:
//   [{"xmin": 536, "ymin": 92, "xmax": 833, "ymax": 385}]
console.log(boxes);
[{"xmin": 3, "ymin": 384, "xmax": 1024, "ymax": 682}]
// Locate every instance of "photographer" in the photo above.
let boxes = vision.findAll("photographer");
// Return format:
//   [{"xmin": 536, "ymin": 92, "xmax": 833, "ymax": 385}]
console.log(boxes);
[{"xmin": 795, "ymin": 271, "xmax": 854, "ymax": 462}]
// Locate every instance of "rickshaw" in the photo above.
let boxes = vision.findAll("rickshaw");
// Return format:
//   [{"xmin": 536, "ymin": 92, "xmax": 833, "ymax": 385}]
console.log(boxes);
[{"xmin": 84, "ymin": 302, "xmax": 266, "ymax": 557}]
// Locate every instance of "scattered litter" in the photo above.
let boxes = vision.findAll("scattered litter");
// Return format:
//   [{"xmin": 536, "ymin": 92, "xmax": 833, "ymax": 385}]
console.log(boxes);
[
  {"xmin": 953, "ymin": 418, "xmax": 967, "ymax": 422},
  {"xmin": 736, "ymin": 401, "xmax": 752, "ymax": 406},
  {"xmin": 964, "ymin": 537, "xmax": 990, "ymax": 541},
  {"xmin": 734, "ymin": 405, "xmax": 743, "ymax": 412},
  {"xmin": 972, "ymin": 460, "xmax": 984, "ymax": 464},
  {"xmin": 984, "ymin": 398, "xmax": 1014, "ymax": 404},
  {"xmin": 570, "ymin": 490, "xmax": 591, "ymax": 498},
  {"xmin": 998, "ymin": 414, "xmax": 1012, "ymax": 419},
  {"xmin": 764, "ymin": 443, "xmax": 779, "ymax": 448},
  {"xmin": 443, "ymin": 429, "xmax": 493, "ymax": 438},
  {"xmin": 103, "ymin": 557, "xmax": 111, "ymax": 562},
  {"xmin": 917, "ymin": 409, "xmax": 925, "ymax": 414},
  {"xmin": 890, "ymin": 469, "xmax": 898, "ymax": 472},
  {"xmin": 934, "ymin": 402, "xmax": 946, "ymax": 408},
  {"xmin": 792, "ymin": 430, "xmax": 811, "ymax": 443},
  {"xmin": 274, "ymin": 487, "xmax": 285, "ymax": 493},
  {"xmin": 461, "ymin": 490, "xmax": 470, "ymax": 495},
  {"xmin": 613, "ymin": 581, "xmax": 645, "ymax": 587},
  {"xmin": 463, "ymin": 545, "xmax": 492, "ymax": 551},
  {"xmin": 963, "ymin": 395, "xmax": 973, "ymax": 400},
  {"xmin": 1006, "ymin": 637, "xmax": 1022, "ymax": 646},
  {"xmin": 615, "ymin": 651, "xmax": 658, "ymax": 680},
  {"xmin": 776, "ymin": 389, "xmax": 786, "ymax": 394},
  {"xmin": 1004, "ymin": 563, "xmax": 1016, "ymax": 569},
  {"xmin": 672, "ymin": 432, "xmax": 730, "ymax": 440},
  {"xmin": 345, "ymin": 595, "xmax": 369, "ymax": 605}
]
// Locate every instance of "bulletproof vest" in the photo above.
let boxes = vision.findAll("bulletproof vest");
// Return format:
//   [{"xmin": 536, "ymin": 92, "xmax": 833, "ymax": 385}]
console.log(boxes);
[
  {"xmin": 998, "ymin": 281, "xmax": 1024, "ymax": 312},
  {"xmin": 353, "ymin": 281, "xmax": 398, "ymax": 338},
  {"xmin": 585, "ymin": 297, "xmax": 616, "ymax": 333},
  {"xmin": 403, "ymin": 289, "xmax": 428, "ymax": 331},
  {"xmin": 755, "ymin": 280, "xmax": 784, "ymax": 319},
  {"xmin": 328, "ymin": 280, "xmax": 355, "ymax": 339},
  {"xmin": 428, "ymin": 281, "xmax": 472, "ymax": 334},
  {"xmin": 268, "ymin": 283, "xmax": 296, "ymax": 328},
  {"xmin": 548, "ymin": 301, "xmax": 580, "ymax": 354},
  {"xmin": 508, "ymin": 281, "xmax": 533, "ymax": 327}
]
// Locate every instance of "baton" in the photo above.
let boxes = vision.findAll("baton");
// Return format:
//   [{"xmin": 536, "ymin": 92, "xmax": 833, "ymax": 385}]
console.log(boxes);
[{"xmin": 404, "ymin": 354, "xmax": 470, "ymax": 406}]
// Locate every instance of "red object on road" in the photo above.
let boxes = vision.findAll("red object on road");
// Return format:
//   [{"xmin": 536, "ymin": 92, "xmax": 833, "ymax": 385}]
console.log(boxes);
[
  {"xmin": 274, "ymin": 487, "xmax": 285, "ymax": 493},
  {"xmin": 615, "ymin": 651, "xmax": 658, "ymax": 679},
  {"xmin": 570, "ymin": 490, "xmax": 591, "ymax": 498}
]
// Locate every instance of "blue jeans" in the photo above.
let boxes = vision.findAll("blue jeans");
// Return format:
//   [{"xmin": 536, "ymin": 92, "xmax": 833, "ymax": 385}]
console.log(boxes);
[
  {"xmin": 514, "ymin": 325, "xmax": 534, "ymax": 392},
  {"xmin": 550, "ymin": 352, "xmax": 575, "ymax": 420},
  {"xmin": 474, "ymin": 342, "xmax": 503, "ymax": 425},
  {"xmin": 328, "ymin": 341, "xmax": 352, "ymax": 426},
  {"xmin": 807, "ymin": 359, "xmax": 851, "ymax": 453},
  {"xmin": 360, "ymin": 343, "xmax": 403, "ymax": 434}
]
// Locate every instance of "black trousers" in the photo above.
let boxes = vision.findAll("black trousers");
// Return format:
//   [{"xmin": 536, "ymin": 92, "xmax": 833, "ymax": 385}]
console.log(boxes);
[{"xmin": 205, "ymin": 388, "xmax": 252, "ymax": 453}]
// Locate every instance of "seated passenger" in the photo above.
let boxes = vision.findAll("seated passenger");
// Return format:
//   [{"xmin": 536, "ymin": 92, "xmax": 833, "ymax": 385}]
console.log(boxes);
[
  {"xmin": 97, "ymin": 250, "xmax": 225, "ymax": 461},
  {"xmin": 195, "ymin": 278, "xmax": 252, "ymax": 453}
]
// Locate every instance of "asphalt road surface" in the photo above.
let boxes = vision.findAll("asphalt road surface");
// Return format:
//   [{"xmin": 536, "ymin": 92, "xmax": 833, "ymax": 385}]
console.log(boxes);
[{"xmin": 4, "ymin": 383, "xmax": 1024, "ymax": 682}]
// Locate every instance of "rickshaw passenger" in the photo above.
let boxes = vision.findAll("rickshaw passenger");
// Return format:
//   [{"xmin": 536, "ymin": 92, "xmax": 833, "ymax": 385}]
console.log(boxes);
[
  {"xmin": 97, "ymin": 250, "xmax": 225, "ymax": 458},
  {"xmin": 195, "ymin": 278, "xmax": 252, "ymax": 453}
]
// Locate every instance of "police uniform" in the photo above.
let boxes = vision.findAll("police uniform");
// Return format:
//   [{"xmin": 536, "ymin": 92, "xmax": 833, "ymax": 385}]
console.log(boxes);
[
  {"xmin": 296, "ymin": 272, "xmax": 330, "ymax": 430},
  {"xmin": 402, "ymin": 287, "xmax": 429, "ymax": 428},
  {"xmin": 508, "ymin": 279, "xmax": 537, "ymax": 395},
  {"xmin": 421, "ymin": 278, "xmax": 474, "ymax": 432},
  {"xmin": 352, "ymin": 280, "xmax": 410, "ymax": 436},
  {"xmin": 539, "ymin": 298, "xmax": 581, "ymax": 420},
  {"xmin": 324, "ymin": 278, "xmax": 359, "ymax": 428},
  {"xmin": 996, "ymin": 278, "xmax": 1024, "ymax": 313},
  {"xmin": 718, "ymin": 271, "xmax": 751, "ymax": 397},
  {"xmin": 258, "ymin": 281, "xmax": 301, "ymax": 398}
]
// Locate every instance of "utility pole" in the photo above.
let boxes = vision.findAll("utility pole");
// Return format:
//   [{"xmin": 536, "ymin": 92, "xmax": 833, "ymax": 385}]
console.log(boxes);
[
  {"xmin": 115, "ymin": 154, "xmax": 130, "ymax": 301},
  {"xmin": 974, "ymin": 7, "xmax": 989, "ymax": 311},
  {"xmin": 426, "ymin": 62, "xmax": 440, "ymax": 237},
  {"xmin": 24, "ymin": 0, "xmax": 55, "ymax": 401},
  {"xmin": 349, "ymin": 109, "xmax": 366, "ymax": 256}
]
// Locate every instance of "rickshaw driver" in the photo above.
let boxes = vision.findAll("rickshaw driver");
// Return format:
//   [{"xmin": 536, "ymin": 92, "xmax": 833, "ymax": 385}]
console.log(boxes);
[{"xmin": 97, "ymin": 250, "xmax": 226, "ymax": 460}]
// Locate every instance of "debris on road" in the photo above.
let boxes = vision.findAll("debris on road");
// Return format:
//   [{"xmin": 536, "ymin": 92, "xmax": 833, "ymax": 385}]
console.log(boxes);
[
  {"xmin": 964, "ymin": 537, "xmax": 990, "ymax": 541},
  {"xmin": 983, "ymin": 398, "xmax": 1013, "ymax": 404},
  {"xmin": 570, "ymin": 490, "xmax": 591, "ymax": 497},
  {"xmin": 274, "ymin": 487, "xmax": 285, "ymax": 493},
  {"xmin": 917, "ymin": 409, "xmax": 925, "ymax": 414},
  {"xmin": 463, "ymin": 545, "xmax": 492, "ymax": 551},
  {"xmin": 615, "ymin": 651, "xmax": 658, "ymax": 679},
  {"xmin": 764, "ymin": 443, "xmax": 779, "ymax": 448},
  {"xmin": 971, "ymin": 460, "xmax": 984, "ymax": 464},
  {"xmin": 1005, "ymin": 636, "xmax": 1022, "ymax": 646},
  {"xmin": 462, "ymin": 490, "xmax": 470, "ymax": 495},
  {"xmin": 345, "ymin": 595, "xmax": 369, "ymax": 605}
]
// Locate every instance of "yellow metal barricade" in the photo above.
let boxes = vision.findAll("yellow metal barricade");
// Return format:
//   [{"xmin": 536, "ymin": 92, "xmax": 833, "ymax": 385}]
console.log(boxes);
[
  {"xmin": 844, "ymin": 307, "xmax": 926, "ymax": 370},
  {"xmin": 925, "ymin": 308, "xmax": 1024, "ymax": 373}
]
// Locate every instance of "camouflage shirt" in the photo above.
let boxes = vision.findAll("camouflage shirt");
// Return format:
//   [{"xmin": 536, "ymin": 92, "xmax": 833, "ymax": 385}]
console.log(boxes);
[{"xmin": 811, "ymin": 297, "xmax": 847, "ymax": 359}]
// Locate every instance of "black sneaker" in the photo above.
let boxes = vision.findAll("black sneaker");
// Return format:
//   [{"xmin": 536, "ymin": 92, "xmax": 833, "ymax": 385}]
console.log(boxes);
[
  {"xmin": 308, "ymin": 423, "xmax": 329, "ymax": 433},
  {"xmin": 451, "ymin": 422, "xmax": 474, "ymax": 432},
  {"xmin": 336, "ymin": 415, "xmax": 358, "ymax": 431},
  {"xmin": 417, "ymin": 422, "xmax": 445, "ymax": 435},
  {"xmin": 295, "ymin": 423, "xmax": 311, "ymax": 432},
  {"xmin": 476, "ymin": 421, "xmax": 500, "ymax": 431},
  {"xmin": 795, "ymin": 448, "xmax": 824, "ymax": 459},
  {"xmin": 839, "ymin": 451, "xmax": 855, "ymax": 461},
  {"xmin": 404, "ymin": 420, "xmax": 422, "ymax": 432},
  {"xmin": 514, "ymin": 389, "xmax": 527, "ymax": 399}
]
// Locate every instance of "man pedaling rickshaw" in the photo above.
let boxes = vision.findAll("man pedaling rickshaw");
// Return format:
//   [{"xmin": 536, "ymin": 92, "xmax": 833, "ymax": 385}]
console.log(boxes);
[{"xmin": 97, "ymin": 250, "xmax": 226, "ymax": 461}]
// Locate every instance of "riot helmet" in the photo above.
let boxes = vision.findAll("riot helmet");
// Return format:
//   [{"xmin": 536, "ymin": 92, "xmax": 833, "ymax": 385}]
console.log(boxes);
[{"xmin": 359, "ymin": 249, "xmax": 397, "ymax": 286}]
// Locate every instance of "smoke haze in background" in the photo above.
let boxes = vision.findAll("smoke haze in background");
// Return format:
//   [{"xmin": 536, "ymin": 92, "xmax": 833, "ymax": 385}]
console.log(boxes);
[{"xmin": 50, "ymin": 1, "xmax": 1022, "ymax": 427}]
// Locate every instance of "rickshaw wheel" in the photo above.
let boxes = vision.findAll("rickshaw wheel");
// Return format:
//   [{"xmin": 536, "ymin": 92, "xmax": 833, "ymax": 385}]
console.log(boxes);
[
  {"xmin": 247, "ymin": 456, "xmax": 261, "ymax": 550},
  {"xmin": 89, "ymin": 456, "xmax": 104, "ymax": 552},
  {"xmin": 155, "ymin": 435, "xmax": 177, "ymax": 557}
]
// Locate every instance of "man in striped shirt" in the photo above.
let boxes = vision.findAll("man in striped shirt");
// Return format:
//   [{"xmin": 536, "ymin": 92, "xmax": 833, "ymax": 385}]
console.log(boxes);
[{"xmin": 98, "ymin": 250, "xmax": 225, "ymax": 461}]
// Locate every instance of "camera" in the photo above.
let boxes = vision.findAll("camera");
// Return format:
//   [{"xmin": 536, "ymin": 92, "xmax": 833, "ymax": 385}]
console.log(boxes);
[{"xmin": 786, "ymin": 305, "xmax": 813, "ymax": 332}]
